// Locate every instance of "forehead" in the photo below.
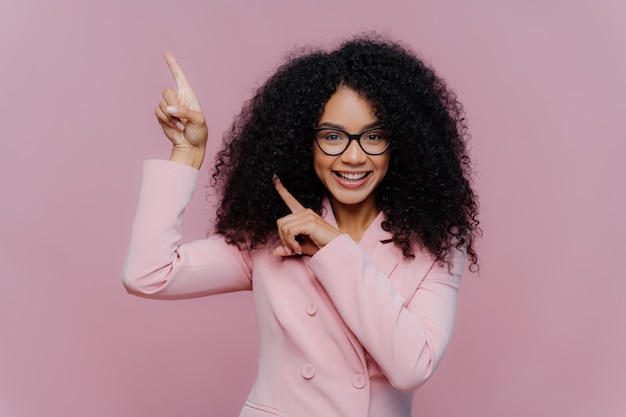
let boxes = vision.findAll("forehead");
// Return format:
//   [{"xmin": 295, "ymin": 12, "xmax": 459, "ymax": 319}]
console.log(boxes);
[{"xmin": 318, "ymin": 86, "xmax": 377, "ymax": 130}]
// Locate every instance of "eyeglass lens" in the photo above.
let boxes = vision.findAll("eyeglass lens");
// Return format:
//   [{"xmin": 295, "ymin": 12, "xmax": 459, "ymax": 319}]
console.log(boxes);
[{"xmin": 315, "ymin": 127, "xmax": 388, "ymax": 155}]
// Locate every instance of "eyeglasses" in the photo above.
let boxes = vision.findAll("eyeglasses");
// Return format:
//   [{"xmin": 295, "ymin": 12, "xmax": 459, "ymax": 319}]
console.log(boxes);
[{"xmin": 314, "ymin": 126, "xmax": 390, "ymax": 156}]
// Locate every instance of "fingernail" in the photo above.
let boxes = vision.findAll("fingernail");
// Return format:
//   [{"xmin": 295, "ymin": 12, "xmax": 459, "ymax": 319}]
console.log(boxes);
[
  {"xmin": 166, "ymin": 106, "xmax": 178, "ymax": 115},
  {"xmin": 272, "ymin": 174, "xmax": 280, "ymax": 184},
  {"xmin": 176, "ymin": 121, "xmax": 185, "ymax": 131},
  {"xmin": 283, "ymin": 246, "xmax": 292, "ymax": 255}
]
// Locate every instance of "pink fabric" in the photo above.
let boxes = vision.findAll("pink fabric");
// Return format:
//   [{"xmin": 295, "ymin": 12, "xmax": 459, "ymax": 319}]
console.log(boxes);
[{"xmin": 123, "ymin": 159, "xmax": 465, "ymax": 416}]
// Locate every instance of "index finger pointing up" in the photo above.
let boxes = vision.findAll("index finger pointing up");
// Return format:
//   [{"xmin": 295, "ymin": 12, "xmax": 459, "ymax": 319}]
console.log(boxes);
[
  {"xmin": 273, "ymin": 175, "xmax": 305, "ymax": 213},
  {"xmin": 163, "ymin": 51, "xmax": 191, "ymax": 89}
]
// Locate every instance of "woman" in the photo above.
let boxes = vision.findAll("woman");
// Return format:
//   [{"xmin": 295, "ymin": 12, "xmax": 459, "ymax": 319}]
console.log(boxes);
[{"xmin": 123, "ymin": 35, "xmax": 479, "ymax": 416}]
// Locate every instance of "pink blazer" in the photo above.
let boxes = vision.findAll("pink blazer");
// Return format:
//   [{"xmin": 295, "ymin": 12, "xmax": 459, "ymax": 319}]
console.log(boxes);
[{"xmin": 123, "ymin": 160, "xmax": 465, "ymax": 417}]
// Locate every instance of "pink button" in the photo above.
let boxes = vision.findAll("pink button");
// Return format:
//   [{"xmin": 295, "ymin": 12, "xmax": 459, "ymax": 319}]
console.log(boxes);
[
  {"xmin": 352, "ymin": 374, "xmax": 366, "ymax": 389},
  {"xmin": 305, "ymin": 301, "xmax": 318, "ymax": 316},
  {"xmin": 302, "ymin": 364, "xmax": 316, "ymax": 380}
]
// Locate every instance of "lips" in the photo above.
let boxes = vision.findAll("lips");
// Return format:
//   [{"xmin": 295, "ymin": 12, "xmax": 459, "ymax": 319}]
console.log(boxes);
[
  {"xmin": 335, "ymin": 171, "xmax": 369, "ymax": 181},
  {"xmin": 332, "ymin": 171, "xmax": 372, "ymax": 189}
]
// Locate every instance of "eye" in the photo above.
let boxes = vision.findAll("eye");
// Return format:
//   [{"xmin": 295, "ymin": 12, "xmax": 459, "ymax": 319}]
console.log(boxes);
[
  {"xmin": 317, "ymin": 129, "xmax": 345, "ymax": 141},
  {"xmin": 363, "ymin": 133, "xmax": 381, "ymax": 141},
  {"xmin": 362, "ymin": 129, "xmax": 386, "ymax": 141}
]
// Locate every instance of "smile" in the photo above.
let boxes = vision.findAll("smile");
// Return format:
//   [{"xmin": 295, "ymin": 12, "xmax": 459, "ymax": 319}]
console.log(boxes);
[{"xmin": 334, "ymin": 171, "xmax": 370, "ymax": 181}]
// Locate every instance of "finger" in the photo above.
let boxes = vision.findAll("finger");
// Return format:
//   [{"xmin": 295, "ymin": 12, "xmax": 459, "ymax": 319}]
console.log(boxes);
[
  {"xmin": 273, "ymin": 175, "xmax": 305, "ymax": 213},
  {"xmin": 167, "ymin": 105, "xmax": 205, "ymax": 127},
  {"xmin": 162, "ymin": 88, "xmax": 179, "ymax": 106},
  {"xmin": 163, "ymin": 51, "xmax": 192, "ymax": 90},
  {"xmin": 161, "ymin": 87, "xmax": 205, "ymax": 129},
  {"xmin": 272, "ymin": 246, "xmax": 296, "ymax": 257},
  {"xmin": 156, "ymin": 107, "xmax": 185, "ymax": 132},
  {"xmin": 157, "ymin": 101, "xmax": 185, "ymax": 131},
  {"xmin": 275, "ymin": 214, "xmax": 308, "ymax": 255},
  {"xmin": 275, "ymin": 209, "xmax": 340, "ymax": 255},
  {"xmin": 276, "ymin": 224, "xmax": 303, "ymax": 255},
  {"xmin": 155, "ymin": 106, "xmax": 175, "ymax": 128}
]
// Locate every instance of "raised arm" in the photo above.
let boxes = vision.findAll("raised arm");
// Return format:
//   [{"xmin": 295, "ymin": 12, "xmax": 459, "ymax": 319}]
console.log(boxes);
[{"xmin": 122, "ymin": 54, "xmax": 251, "ymax": 299}]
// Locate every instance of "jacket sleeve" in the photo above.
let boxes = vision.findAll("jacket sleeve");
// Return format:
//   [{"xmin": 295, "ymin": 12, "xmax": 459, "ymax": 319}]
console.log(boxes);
[
  {"xmin": 307, "ymin": 234, "xmax": 464, "ymax": 391},
  {"xmin": 122, "ymin": 160, "xmax": 252, "ymax": 299}
]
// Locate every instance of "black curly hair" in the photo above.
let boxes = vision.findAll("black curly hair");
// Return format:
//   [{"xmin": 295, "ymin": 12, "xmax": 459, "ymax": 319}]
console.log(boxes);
[{"xmin": 211, "ymin": 34, "xmax": 480, "ymax": 271}]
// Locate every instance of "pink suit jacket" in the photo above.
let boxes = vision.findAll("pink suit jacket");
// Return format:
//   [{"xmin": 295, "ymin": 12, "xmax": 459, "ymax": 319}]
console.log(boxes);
[{"xmin": 123, "ymin": 160, "xmax": 465, "ymax": 417}]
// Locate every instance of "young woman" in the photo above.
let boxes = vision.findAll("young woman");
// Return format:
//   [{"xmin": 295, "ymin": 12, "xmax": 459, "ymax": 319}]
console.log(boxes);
[{"xmin": 123, "ymin": 35, "xmax": 479, "ymax": 417}]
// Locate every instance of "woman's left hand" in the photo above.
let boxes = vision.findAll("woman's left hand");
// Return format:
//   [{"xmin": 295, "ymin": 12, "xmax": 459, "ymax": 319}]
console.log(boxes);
[{"xmin": 273, "ymin": 176, "xmax": 341, "ymax": 257}]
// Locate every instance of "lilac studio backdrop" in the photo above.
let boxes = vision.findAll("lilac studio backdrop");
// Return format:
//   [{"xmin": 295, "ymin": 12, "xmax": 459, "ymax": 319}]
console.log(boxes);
[{"xmin": 1, "ymin": 0, "xmax": 625, "ymax": 416}]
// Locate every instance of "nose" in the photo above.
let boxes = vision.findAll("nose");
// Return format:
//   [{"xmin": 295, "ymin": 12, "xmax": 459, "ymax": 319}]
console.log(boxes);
[{"xmin": 341, "ymin": 138, "xmax": 367, "ymax": 164}]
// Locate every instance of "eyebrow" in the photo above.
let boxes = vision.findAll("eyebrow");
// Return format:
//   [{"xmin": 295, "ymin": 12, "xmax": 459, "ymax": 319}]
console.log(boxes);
[{"xmin": 316, "ymin": 121, "xmax": 383, "ymax": 130}]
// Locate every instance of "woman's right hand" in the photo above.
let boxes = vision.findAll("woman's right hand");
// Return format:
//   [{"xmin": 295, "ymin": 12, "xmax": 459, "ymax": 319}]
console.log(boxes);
[{"xmin": 155, "ymin": 51, "xmax": 208, "ymax": 169}]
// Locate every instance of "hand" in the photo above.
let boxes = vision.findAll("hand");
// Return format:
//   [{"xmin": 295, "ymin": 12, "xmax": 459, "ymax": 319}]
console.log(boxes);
[
  {"xmin": 273, "ymin": 175, "xmax": 342, "ymax": 257},
  {"xmin": 155, "ymin": 51, "xmax": 208, "ymax": 168}
]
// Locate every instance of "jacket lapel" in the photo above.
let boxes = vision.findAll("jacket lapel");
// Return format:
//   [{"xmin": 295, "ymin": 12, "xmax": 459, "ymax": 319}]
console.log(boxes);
[
  {"xmin": 358, "ymin": 209, "xmax": 399, "ymax": 278},
  {"xmin": 343, "ymin": 202, "xmax": 436, "ymax": 306},
  {"xmin": 320, "ymin": 197, "xmax": 407, "ymax": 279}
]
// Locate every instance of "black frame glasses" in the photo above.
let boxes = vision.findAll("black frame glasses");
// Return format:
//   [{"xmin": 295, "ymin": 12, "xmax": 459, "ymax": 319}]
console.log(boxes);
[{"xmin": 313, "ymin": 126, "xmax": 390, "ymax": 156}]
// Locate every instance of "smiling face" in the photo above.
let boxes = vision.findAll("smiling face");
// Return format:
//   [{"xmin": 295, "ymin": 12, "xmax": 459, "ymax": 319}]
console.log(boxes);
[{"xmin": 313, "ymin": 86, "xmax": 390, "ymax": 215}]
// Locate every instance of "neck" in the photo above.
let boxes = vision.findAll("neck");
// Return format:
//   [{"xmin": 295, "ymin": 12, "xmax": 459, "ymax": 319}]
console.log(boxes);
[{"xmin": 329, "ymin": 196, "xmax": 380, "ymax": 243}]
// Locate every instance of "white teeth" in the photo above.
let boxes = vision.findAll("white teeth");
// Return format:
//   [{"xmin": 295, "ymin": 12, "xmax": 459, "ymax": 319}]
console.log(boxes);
[{"xmin": 337, "ymin": 172, "xmax": 367, "ymax": 180}]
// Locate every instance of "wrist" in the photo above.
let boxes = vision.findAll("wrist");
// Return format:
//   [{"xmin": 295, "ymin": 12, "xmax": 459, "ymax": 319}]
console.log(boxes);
[{"xmin": 169, "ymin": 146, "xmax": 206, "ymax": 170}]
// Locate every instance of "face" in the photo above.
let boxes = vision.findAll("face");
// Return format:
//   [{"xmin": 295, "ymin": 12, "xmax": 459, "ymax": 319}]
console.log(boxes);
[{"xmin": 314, "ymin": 86, "xmax": 390, "ymax": 212}]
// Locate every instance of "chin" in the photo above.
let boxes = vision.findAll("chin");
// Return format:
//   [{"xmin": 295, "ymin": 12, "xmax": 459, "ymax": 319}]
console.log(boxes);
[{"xmin": 329, "ymin": 189, "xmax": 376, "ymax": 208}]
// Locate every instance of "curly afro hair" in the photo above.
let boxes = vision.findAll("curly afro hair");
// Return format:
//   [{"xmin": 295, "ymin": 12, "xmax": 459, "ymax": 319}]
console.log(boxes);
[{"xmin": 211, "ymin": 34, "xmax": 480, "ymax": 271}]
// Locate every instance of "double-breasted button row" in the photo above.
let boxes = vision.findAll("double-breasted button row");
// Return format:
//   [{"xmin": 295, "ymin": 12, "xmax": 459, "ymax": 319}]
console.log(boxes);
[
  {"xmin": 305, "ymin": 301, "xmax": 318, "ymax": 316},
  {"xmin": 301, "ymin": 365, "xmax": 366, "ymax": 389}
]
